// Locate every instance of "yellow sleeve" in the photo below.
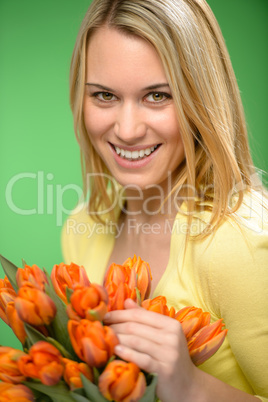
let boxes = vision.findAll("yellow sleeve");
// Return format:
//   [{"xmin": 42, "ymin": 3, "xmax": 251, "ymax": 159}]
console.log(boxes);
[{"xmin": 206, "ymin": 218, "xmax": 268, "ymax": 399}]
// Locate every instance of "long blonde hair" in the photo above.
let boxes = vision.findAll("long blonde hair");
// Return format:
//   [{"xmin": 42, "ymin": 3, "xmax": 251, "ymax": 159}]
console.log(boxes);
[{"xmin": 70, "ymin": 0, "xmax": 262, "ymax": 236}]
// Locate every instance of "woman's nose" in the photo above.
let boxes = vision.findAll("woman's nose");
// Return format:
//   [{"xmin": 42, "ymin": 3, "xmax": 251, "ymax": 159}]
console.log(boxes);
[{"xmin": 114, "ymin": 103, "xmax": 146, "ymax": 143}]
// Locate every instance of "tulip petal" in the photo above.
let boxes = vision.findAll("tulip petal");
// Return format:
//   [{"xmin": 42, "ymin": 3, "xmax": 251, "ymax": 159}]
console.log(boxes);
[
  {"xmin": 5, "ymin": 302, "xmax": 26, "ymax": 343},
  {"xmin": 188, "ymin": 319, "xmax": 224, "ymax": 351},
  {"xmin": 175, "ymin": 306, "xmax": 198, "ymax": 321},
  {"xmin": 110, "ymin": 363, "xmax": 139, "ymax": 400},
  {"xmin": 180, "ymin": 316, "xmax": 202, "ymax": 339},
  {"xmin": 190, "ymin": 329, "xmax": 228, "ymax": 366},
  {"xmin": 82, "ymin": 337, "xmax": 108, "ymax": 367},
  {"xmin": 86, "ymin": 301, "xmax": 108, "ymax": 322},
  {"xmin": 15, "ymin": 297, "xmax": 44, "ymax": 326},
  {"xmin": 98, "ymin": 365, "xmax": 118, "ymax": 399},
  {"xmin": 39, "ymin": 361, "xmax": 63, "ymax": 386},
  {"xmin": 122, "ymin": 371, "xmax": 146, "ymax": 402},
  {"xmin": 68, "ymin": 320, "xmax": 84, "ymax": 359}
]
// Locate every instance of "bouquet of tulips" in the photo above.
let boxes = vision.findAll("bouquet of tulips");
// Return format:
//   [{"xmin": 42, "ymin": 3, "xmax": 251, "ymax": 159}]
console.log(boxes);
[{"xmin": 0, "ymin": 254, "xmax": 227, "ymax": 402}]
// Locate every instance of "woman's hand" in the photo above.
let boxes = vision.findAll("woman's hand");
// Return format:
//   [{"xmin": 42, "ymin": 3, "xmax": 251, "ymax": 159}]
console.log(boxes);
[{"xmin": 103, "ymin": 299, "xmax": 199, "ymax": 402}]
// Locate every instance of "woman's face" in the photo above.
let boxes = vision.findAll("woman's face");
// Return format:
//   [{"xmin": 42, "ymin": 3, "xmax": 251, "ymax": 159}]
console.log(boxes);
[{"xmin": 83, "ymin": 26, "xmax": 185, "ymax": 190}]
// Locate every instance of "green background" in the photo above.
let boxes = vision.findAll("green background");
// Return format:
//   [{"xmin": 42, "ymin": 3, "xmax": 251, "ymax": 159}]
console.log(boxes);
[{"xmin": 0, "ymin": 0, "xmax": 267, "ymax": 348}]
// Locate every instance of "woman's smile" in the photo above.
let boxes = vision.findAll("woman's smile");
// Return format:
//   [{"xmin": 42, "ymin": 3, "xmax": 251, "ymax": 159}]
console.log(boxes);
[{"xmin": 83, "ymin": 26, "xmax": 185, "ymax": 189}]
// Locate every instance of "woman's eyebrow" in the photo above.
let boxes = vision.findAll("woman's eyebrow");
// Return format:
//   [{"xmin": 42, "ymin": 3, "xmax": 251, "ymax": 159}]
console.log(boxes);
[
  {"xmin": 144, "ymin": 83, "xmax": 170, "ymax": 90},
  {"xmin": 85, "ymin": 83, "xmax": 170, "ymax": 91},
  {"xmin": 85, "ymin": 83, "xmax": 114, "ymax": 91}
]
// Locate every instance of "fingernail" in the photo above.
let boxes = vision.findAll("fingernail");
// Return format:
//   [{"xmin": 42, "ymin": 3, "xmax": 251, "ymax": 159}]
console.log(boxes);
[
  {"xmin": 115, "ymin": 345, "xmax": 123, "ymax": 353},
  {"xmin": 103, "ymin": 312, "xmax": 111, "ymax": 321}
]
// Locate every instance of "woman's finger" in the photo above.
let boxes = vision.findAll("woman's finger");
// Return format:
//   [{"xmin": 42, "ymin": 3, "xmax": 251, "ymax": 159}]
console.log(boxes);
[
  {"xmin": 109, "ymin": 320, "xmax": 182, "ymax": 349},
  {"xmin": 104, "ymin": 304, "xmax": 179, "ymax": 331}
]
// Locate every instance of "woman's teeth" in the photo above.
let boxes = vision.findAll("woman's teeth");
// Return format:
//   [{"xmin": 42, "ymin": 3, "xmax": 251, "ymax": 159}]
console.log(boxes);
[{"xmin": 114, "ymin": 145, "xmax": 158, "ymax": 160}]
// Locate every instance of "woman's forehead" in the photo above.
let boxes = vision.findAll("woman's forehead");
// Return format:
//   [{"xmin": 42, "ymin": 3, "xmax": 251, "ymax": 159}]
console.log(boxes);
[{"xmin": 85, "ymin": 27, "xmax": 168, "ymax": 91}]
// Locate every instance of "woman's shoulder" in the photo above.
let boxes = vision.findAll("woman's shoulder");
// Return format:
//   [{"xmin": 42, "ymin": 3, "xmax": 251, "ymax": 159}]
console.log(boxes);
[
  {"xmin": 195, "ymin": 191, "xmax": 268, "ymax": 274},
  {"xmin": 180, "ymin": 190, "xmax": 268, "ymax": 270}
]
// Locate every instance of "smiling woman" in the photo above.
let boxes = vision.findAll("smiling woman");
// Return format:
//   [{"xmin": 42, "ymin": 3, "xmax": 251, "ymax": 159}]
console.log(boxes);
[
  {"xmin": 60, "ymin": 1, "xmax": 268, "ymax": 401},
  {"xmin": 0, "ymin": 0, "xmax": 267, "ymax": 400},
  {"xmin": 83, "ymin": 27, "xmax": 184, "ymax": 190}
]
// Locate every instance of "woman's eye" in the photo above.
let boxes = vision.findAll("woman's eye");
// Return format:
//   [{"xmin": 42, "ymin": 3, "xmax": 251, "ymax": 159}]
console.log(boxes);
[
  {"xmin": 146, "ymin": 92, "xmax": 170, "ymax": 103},
  {"xmin": 94, "ymin": 92, "xmax": 116, "ymax": 101}
]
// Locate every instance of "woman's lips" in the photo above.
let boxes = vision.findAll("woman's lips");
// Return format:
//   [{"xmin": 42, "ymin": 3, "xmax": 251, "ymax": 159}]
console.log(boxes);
[
  {"xmin": 109, "ymin": 143, "xmax": 161, "ymax": 161},
  {"xmin": 109, "ymin": 142, "xmax": 161, "ymax": 168}
]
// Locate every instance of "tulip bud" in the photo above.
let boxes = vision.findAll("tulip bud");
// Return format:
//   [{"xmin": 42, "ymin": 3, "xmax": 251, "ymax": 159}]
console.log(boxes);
[
  {"xmin": 0, "ymin": 383, "xmax": 34, "ymax": 401},
  {"xmin": 104, "ymin": 263, "xmax": 137, "ymax": 311},
  {"xmin": 15, "ymin": 283, "xmax": 57, "ymax": 326},
  {"xmin": 51, "ymin": 262, "xmax": 90, "ymax": 304},
  {"xmin": 108, "ymin": 282, "xmax": 137, "ymax": 311},
  {"xmin": 98, "ymin": 360, "xmax": 146, "ymax": 402},
  {"xmin": 103, "ymin": 263, "xmax": 130, "ymax": 289},
  {"xmin": 0, "ymin": 276, "xmax": 15, "ymax": 291},
  {"xmin": 68, "ymin": 319, "xmax": 119, "ymax": 368},
  {"xmin": 188, "ymin": 319, "xmax": 228, "ymax": 366},
  {"xmin": 0, "ymin": 347, "xmax": 26, "ymax": 384},
  {"xmin": 142, "ymin": 296, "xmax": 171, "ymax": 315},
  {"xmin": 67, "ymin": 284, "xmax": 108, "ymax": 322},
  {"xmin": 16, "ymin": 264, "xmax": 48, "ymax": 290},
  {"xmin": 122, "ymin": 255, "xmax": 138, "ymax": 270},
  {"xmin": 175, "ymin": 306, "xmax": 211, "ymax": 340},
  {"xmin": 123, "ymin": 256, "xmax": 152, "ymax": 301},
  {"xmin": 0, "ymin": 287, "xmax": 17, "ymax": 325},
  {"xmin": 62, "ymin": 358, "xmax": 93, "ymax": 390},
  {"xmin": 18, "ymin": 341, "xmax": 64, "ymax": 386}
]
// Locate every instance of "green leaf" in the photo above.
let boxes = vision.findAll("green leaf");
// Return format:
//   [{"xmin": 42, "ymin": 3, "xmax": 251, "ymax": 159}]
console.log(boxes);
[
  {"xmin": 81, "ymin": 374, "xmax": 108, "ymax": 402},
  {"xmin": 0, "ymin": 254, "xmax": 19, "ymax": 292},
  {"xmin": 135, "ymin": 287, "xmax": 141, "ymax": 306},
  {"xmin": 23, "ymin": 324, "xmax": 74, "ymax": 359},
  {"xmin": 43, "ymin": 268, "xmax": 76, "ymax": 359},
  {"xmin": 92, "ymin": 367, "xmax": 100, "ymax": 384},
  {"xmin": 35, "ymin": 396, "xmax": 53, "ymax": 402},
  {"xmin": 139, "ymin": 373, "xmax": 158, "ymax": 402},
  {"xmin": 24, "ymin": 380, "xmax": 77, "ymax": 402},
  {"xmin": 24, "ymin": 323, "xmax": 48, "ymax": 346},
  {"xmin": 66, "ymin": 287, "xmax": 74, "ymax": 304},
  {"xmin": 71, "ymin": 392, "xmax": 90, "ymax": 402}
]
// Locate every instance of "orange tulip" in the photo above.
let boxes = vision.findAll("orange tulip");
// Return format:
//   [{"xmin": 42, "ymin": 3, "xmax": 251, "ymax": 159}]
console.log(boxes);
[
  {"xmin": 68, "ymin": 319, "xmax": 119, "ymax": 368},
  {"xmin": 15, "ymin": 283, "xmax": 57, "ymax": 326},
  {"xmin": 188, "ymin": 319, "xmax": 228, "ymax": 366},
  {"xmin": 142, "ymin": 296, "xmax": 172, "ymax": 316},
  {"xmin": 107, "ymin": 282, "xmax": 137, "ymax": 311},
  {"xmin": 123, "ymin": 255, "xmax": 152, "ymax": 301},
  {"xmin": 0, "ymin": 276, "xmax": 14, "ymax": 291},
  {"xmin": 98, "ymin": 360, "xmax": 146, "ymax": 402},
  {"xmin": 0, "ymin": 347, "xmax": 26, "ymax": 384},
  {"xmin": 0, "ymin": 287, "xmax": 17, "ymax": 325},
  {"xmin": 16, "ymin": 264, "xmax": 48, "ymax": 290},
  {"xmin": 51, "ymin": 262, "xmax": 90, "ymax": 304},
  {"xmin": 175, "ymin": 306, "xmax": 211, "ymax": 340},
  {"xmin": 0, "ymin": 382, "xmax": 34, "ymax": 402},
  {"xmin": 18, "ymin": 341, "xmax": 64, "ymax": 386},
  {"xmin": 5, "ymin": 302, "xmax": 27, "ymax": 344},
  {"xmin": 67, "ymin": 284, "xmax": 108, "ymax": 322},
  {"xmin": 104, "ymin": 264, "xmax": 137, "ymax": 311},
  {"xmin": 103, "ymin": 263, "xmax": 131, "ymax": 289},
  {"xmin": 62, "ymin": 358, "xmax": 93, "ymax": 390}
]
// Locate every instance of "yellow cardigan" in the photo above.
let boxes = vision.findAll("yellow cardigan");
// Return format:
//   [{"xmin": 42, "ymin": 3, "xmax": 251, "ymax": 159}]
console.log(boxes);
[{"xmin": 61, "ymin": 195, "xmax": 268, "ymax": 401}]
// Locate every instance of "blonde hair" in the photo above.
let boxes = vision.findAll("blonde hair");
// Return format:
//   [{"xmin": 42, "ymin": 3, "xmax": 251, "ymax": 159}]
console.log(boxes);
[{"xmin": 70, "ymin": 0, "xmax": 261, "ymax": 236}]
